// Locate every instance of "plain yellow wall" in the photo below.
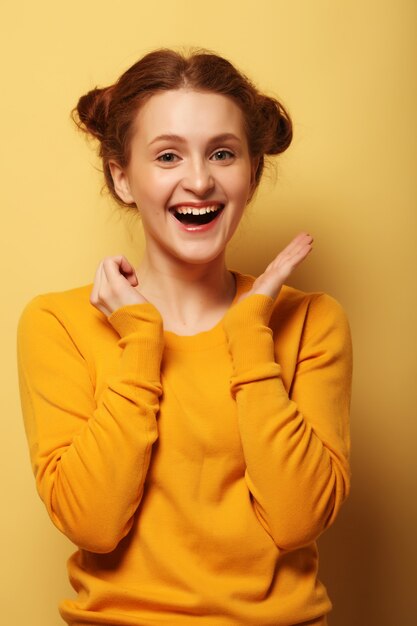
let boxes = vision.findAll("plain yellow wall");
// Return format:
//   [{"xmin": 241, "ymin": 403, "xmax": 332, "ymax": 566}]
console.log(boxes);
[{"xmin": 1, "ymin": 1, "xmax": 416, "ymax": 624}]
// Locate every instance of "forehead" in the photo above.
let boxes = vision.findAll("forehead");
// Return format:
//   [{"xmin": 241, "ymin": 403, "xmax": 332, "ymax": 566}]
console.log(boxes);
[{"xmin": 133, "ymin": 89, "xmax": 246, "ymax": 143}]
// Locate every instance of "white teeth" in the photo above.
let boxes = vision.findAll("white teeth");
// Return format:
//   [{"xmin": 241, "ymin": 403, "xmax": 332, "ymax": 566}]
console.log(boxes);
[{"xmin": 174, "ymin": 205, "xmax": 222, "ymax": 215}]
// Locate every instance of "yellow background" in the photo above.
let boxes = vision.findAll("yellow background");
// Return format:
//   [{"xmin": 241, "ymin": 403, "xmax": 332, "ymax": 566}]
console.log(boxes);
[{"xmin": 1, "ymin": 1, "xmax": 416, "ymax": 624}]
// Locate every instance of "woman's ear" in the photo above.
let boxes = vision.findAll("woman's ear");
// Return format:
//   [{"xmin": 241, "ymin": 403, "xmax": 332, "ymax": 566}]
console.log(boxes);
[{"xmin": 109, "ymin": 161, "xmax": 136, "ymax": 205}]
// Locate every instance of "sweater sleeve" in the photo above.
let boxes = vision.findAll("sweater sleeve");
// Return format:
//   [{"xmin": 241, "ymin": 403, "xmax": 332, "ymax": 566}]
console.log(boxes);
[
  {"xmin": 223, "ymin": 292, "xmax": 352, "ymax": 551},
  {"xmin": 17, "ymin": 296, "xmax": 163, "ymax": 553}
]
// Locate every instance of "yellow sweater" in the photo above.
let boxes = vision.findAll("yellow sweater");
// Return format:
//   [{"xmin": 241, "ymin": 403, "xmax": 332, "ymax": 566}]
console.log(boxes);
[{"xmin": 17, "ymin": 272, "xmax": 352, "ymax": 626}]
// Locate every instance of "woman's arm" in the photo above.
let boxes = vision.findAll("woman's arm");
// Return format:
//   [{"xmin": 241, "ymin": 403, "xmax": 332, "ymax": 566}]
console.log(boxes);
[
  {"xmin": 223, "ymin": 236, "xmax": 352, "ymax": 551},
  {"xmin": 18, "ymin": 294, "xmax": 163, "ymax": 554}
]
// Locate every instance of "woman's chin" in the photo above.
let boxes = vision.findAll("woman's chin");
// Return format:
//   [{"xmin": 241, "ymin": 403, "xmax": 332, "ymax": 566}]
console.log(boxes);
[{"xmin": 173, "ymin": 247, "xmax": 225, "ymax": 267}]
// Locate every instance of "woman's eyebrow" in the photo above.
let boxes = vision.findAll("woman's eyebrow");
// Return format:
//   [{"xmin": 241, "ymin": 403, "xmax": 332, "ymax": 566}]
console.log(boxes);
[
  {"xmin": 148, "ymin": 134, "xmax": 185, "ymax": 147},
  {"xmin": 208, "ymin": 133, "xmax": 242, "ymax": 145},
  {"xmin": 148, "ymin": 133, "xmax": 242, "ymax": 147}
]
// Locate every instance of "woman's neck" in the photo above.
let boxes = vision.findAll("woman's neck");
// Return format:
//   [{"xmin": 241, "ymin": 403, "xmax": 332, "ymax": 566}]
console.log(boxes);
[{"xmin": 135, "ymin": 251, "xmax": 236, "ymax": 335}]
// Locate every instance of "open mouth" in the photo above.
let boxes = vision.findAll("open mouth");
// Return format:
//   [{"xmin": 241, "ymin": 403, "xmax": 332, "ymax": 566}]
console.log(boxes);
[{"xmin": 170, "ymin": 204, "xmax": 225, "ymax": 226}]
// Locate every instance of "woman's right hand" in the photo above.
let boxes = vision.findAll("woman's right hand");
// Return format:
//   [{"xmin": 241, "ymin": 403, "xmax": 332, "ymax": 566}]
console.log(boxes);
[{"xmin": 90, "ymin": 256, "xmax": 147, "ymax": 316}]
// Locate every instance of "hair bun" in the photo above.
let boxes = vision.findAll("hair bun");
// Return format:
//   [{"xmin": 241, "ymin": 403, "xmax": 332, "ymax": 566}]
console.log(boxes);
[
  {"xmin": 73, "ymin": 86, "xmax": 112, "ymax": 142},
  {"xmin": 257, "ymin": 96, "xmax": 293, "ymax": 156}
]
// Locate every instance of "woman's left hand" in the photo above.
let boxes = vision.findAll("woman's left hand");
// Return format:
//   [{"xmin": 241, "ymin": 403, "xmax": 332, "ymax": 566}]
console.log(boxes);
[{"xmin": 238, "ymin": 232, "xmax": 313, "ymax": 303}]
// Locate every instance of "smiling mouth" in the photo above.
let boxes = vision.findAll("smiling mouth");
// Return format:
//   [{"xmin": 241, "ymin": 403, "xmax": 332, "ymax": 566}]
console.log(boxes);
[{"xmin": 170, "ymin": 204, "xmax": 225, "ymax": 226}]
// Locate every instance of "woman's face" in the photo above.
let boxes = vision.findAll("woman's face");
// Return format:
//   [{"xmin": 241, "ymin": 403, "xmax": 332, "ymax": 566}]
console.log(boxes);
[{"xmin": 110, "ymin": 89, "xmax": 257, "ymax": 267}]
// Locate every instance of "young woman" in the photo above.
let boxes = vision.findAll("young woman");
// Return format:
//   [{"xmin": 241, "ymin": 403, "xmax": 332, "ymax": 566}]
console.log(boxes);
[{"xmin": 18, "ymin": 49, "xmax": 352, "ymax": 626}]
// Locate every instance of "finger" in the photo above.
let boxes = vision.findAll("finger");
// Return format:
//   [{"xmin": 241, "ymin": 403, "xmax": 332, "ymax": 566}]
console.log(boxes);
[
  {"xmin": 90, "ymin": 262, "xmax": 111, "ymax": 315},
  {"xmin": 119, "ymin": 256, "xmax": 137, "ymax": 282},
  {"xmin": 90, "ymin": 261, "xmax": 104, "ymax": 305},
  {"xmin": 270, "ymin": 233, "xmax": 313, "ymax": 270},
  {"xmin": 101, "ymin": 256, "xmax": 123, "ymax": 280},
  {"xmin": 276, "ymin": 243, "xmax": 312, "ymax": 275},
  {"xmin": 280, "ymin": 232, "xmax": 313, "ymax": 259},
  {"xmin": 287, "ymin": 241, "xmax": 313, "ymax": 268},
  {"xmin": 120, "ymin": 259, "xmax": 139, "ymax": 287},
  {"xmin": 102, "ymin": 256, "xmax": 133, "ymax": 283},
  {"xmin": 286, "ymin": 234, "xmax": 313, "ymax": 262},
  {"xmin": 126, "ymin": 272, "xmax": 139, "ymax": 287}
]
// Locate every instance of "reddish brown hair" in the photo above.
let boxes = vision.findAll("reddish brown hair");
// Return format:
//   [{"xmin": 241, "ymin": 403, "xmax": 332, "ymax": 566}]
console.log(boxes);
[{"xmin": 73, "ymin": 48, "xmax": 292, "ymax": 208}]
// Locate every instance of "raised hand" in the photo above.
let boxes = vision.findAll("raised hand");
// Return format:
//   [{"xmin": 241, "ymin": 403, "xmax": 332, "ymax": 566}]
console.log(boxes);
[
  {"xmin": 239, "ymin": 232, "xmax": 313, "ymax": 303},
  {"xmin": 90, "ymin": 256, "xmax": 147, "ymax": 316}
]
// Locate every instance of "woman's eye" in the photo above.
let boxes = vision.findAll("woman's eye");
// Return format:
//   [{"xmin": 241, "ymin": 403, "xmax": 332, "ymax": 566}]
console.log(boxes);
[
  {"xmin": 157, "ymin": 153, "xmax": 179, "ymax": 163},
  {"xmin": 211, "ymin": 150, "xmax": 234, "ymax": 161}
]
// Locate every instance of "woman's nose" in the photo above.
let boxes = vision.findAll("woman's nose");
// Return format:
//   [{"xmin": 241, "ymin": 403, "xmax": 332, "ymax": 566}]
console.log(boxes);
[{"xmin": 181, "ymin": 158, "xmax": 215, "ymax": 196}]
